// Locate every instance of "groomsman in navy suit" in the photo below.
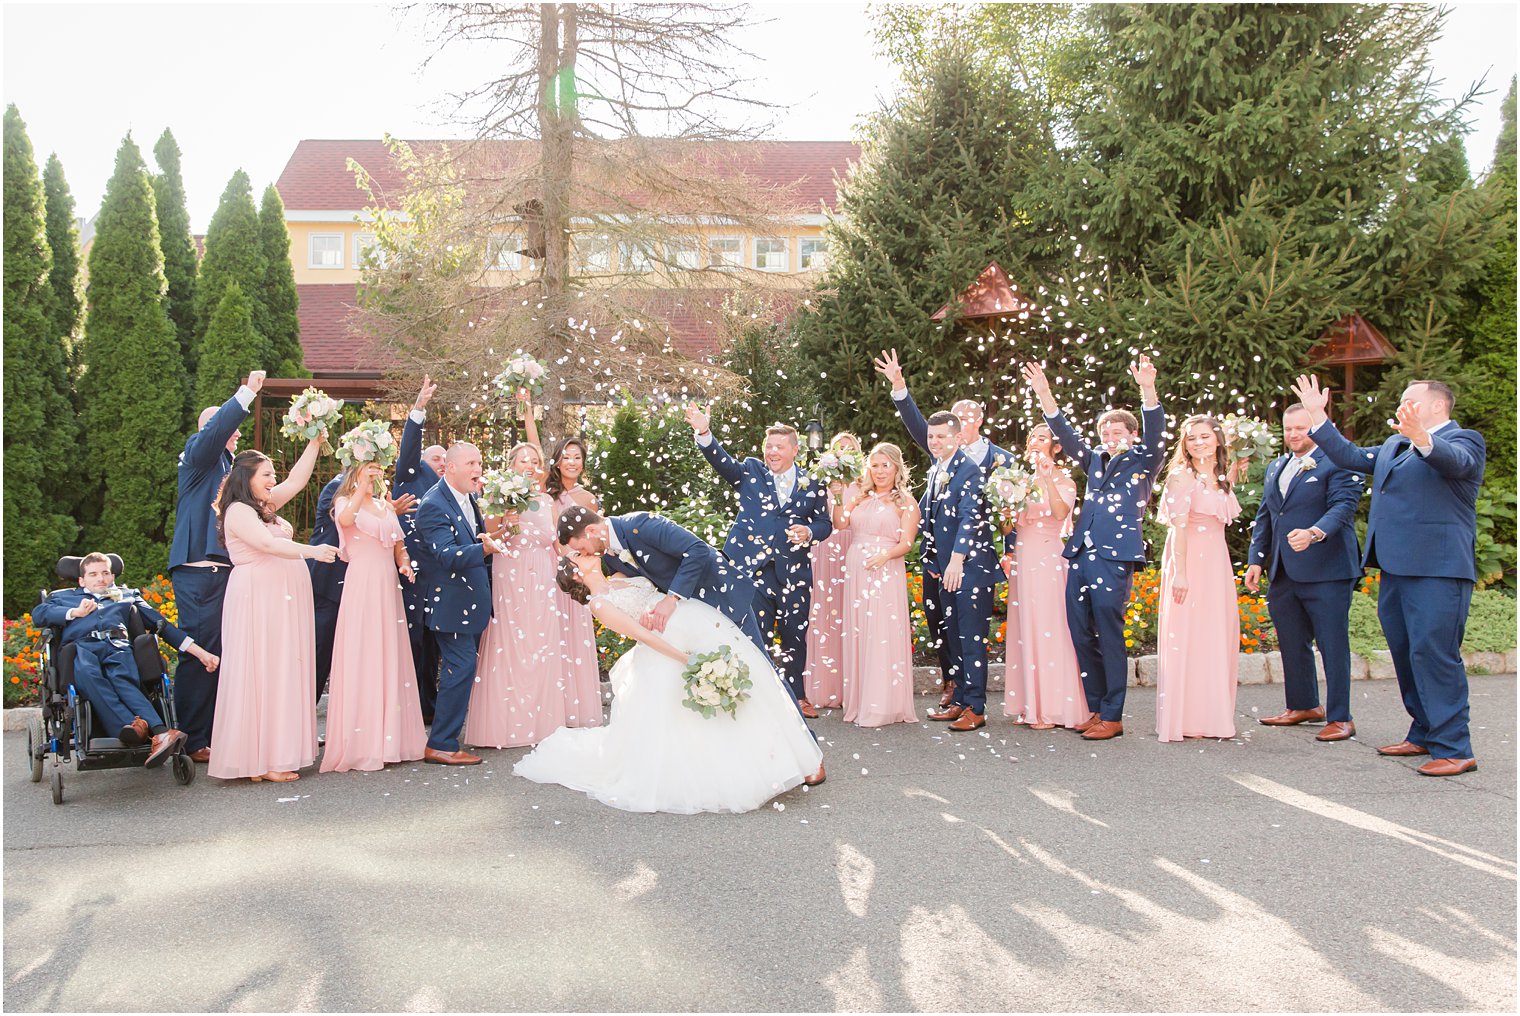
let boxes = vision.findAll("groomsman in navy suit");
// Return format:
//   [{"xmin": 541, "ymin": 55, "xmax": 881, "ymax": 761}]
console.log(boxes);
[
  {"xmin": 393, "ymin": 378, "xmax": 447, "ymax": 722},
  {"xmin": 1291, "ymin": 375, "xmax": 1486, "ymax": 777},
  {"xmin": 874, "ymin": 349, "xmax": 1014, "ymax": 709},
  {"xmin": 1245, "ymin": 405, "xmax": 1364, "ymax": 741},
  {"xmin": 413, "ymin": 442, "xmax": 502, "ymax": 765},
  {"xmin": 168, "ymin": 369, "xmax": 263, "ymax": 762},
  {"xmin": 684, "ymin": 406, "xmax": 834, "ymax": 715},
  {"xmin": 1024, "ymin": 357, "xmax": 1167, "ymax": 741}
]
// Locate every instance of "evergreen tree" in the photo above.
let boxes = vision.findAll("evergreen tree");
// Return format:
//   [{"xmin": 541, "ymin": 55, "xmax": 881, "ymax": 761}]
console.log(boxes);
[
  {"xmin": 259, "ymin": 184, "xmax": 306, "ymax": 377},
  {"xmin": 715, "ymin": 319, "xmax": 820, "ymax": 452},
  {"xmin": 195, "ymin": 282, "xmax": 261, "ymax": 407},
  {"xmin": 151, "ymin": 129, "xmax": 199, "ymax": 376},
  {"xmin": 794, "ymin": 42, "xmax": 1067, "ymax": 455},
  {"xmin": 41, "ymin": 153, "xmax": 82, "ymax": 379},
  {"xmin": 3, "ymin": 105, "xmax": 78, "ymax": 613},
  {"xmin": 77, "ymin": 134, "xmax": 188, "ymax": 583},
  {"xmin": 194, "ymin": 168, "xmax": 268, "ymax": 376},
  {"xmin": 593, "ymin": 400, "xmax": 657, "ymax": 516}
]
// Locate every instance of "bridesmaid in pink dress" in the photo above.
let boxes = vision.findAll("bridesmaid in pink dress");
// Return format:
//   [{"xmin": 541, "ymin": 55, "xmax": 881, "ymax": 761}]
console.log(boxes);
[
  {"xmin": 321, "ymin": 459, "xmax": 428, "ymax": 772},
  {"xmin": 1156, "ymin": 415, "xmax": 1246, "ymax": 742},
  {"xmin": 803, "ymin": 432, "xmax": 862, "ymax": 709},
  {"xmin": 543, "ymin": 429, "xmax": 604, "ymax": 728},
  {"xmin": 1000, "ymin": 425, "xmax": 1089, "ymax": 729},
  {"xmin": 832, "ymin": 443, "xmax": 920, "ymax": 727},
  {"xmin": 209, "ymin": 443, "xmax": 334, "ymax": 783},
  {"xmin": 466, "ymin": 441, "xmax": 571, "ymax": 748}
]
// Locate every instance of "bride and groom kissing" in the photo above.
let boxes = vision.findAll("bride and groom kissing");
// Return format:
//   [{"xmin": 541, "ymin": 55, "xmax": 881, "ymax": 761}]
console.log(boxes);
[{"xmin": 511, "ymin": 413, "xmax": 832, "ymax": 814}]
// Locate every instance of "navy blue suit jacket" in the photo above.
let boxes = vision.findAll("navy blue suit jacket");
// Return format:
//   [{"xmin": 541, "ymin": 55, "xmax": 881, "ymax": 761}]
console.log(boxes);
[
  {"xmin": 307, "ymin": 474, "xmax": 346, "ymax": 603},
  {"xmin": 603, "ymin": 512, "xmax": 755, "ymax": 629},
  {"xmin": 1247, "ymin": 449, "xmax": 1362, "ymax": 583},
  {"xmin": 697, "ymin": 437, "xmax": 831, "ymax": 583},
  {"xmin": 1311, "ymin": 419, "xmax": 1485, "ymax": 582},
  {"xmin": 34, "ymin": 588, "xmax": 188, "ymax": 650},
  {"xmin": 1045, "ymin": 403, "xmax": 1168, "ymax": 562},
  {"xmin": 168, "ymin": 391, "xmax": 250, "ymax": 569},
  {"xmin": 414, "ymin": 481, "xmax": 493, "ymax": 633},
  {"xmin": 391, "ymin": 415, "xmax": 439, "ymax": 560},
  {"xmin": 892, "ymin": 389, "xmax": 1012, "ymax": 548},
  {"xmin": 919, "ymin": 449, "xmax": 998, "ymax": 587}
]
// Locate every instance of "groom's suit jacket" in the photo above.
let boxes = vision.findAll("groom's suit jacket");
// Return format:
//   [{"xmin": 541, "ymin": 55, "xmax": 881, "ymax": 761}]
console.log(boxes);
[
  {"xmin": 697, "ymin": 438, "xmax": 832, "ymax": 586},
  {"xmin": 603, "ymin": 512, "xmax": 754, "ymax": 629},
  {"xmin": 1045, "ymin": 403, "xmax": 1167, "ymax": 562},
  {"xmin": 414, "ymin": 481, "xmax": 493, "ymax": 633},
  {"xmin": 918, "ymin": 448, "xmax": 999, "ymax": 588},
  {"xmin": 1247, "ymin": 448, "xmax": 1362, "ymax": 584},
  {"xmin": 892, "ymin": 388, "xmax": 1012, "ymax": 560}
]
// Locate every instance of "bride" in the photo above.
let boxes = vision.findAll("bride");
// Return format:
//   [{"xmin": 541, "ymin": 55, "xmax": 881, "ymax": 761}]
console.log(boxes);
[{"xmin": 514, "ymin": 554, "xmax": 824, "ymax": 814}]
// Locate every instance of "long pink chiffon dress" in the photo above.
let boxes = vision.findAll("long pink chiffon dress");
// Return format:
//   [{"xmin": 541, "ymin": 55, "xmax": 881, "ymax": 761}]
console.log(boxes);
[
  {"xmin": 209, "ymin": 516, "xmax": 318, "ymax": 779},
  {"xmin": 1156, "ymin": 476, "xmax": 1242, "ymax": 742},
  {"xmin": 840, "ymin": 492, "xmax": 918, "ymax": 727},
  {"xmin": 803, "ymin": 483, "xmax": 855, "ymax": 708},
  {"xmin": 555, "ymin": 490, "xmax": 603, "ymax": 728},
  {"xmin": 320, "ymin": 498, "xmax": 427, "ymax": 772},
  {"xmin": 1003, "ymin": 477, "xmax": 1090, "ymax": 728},
  {"xmin": 466, "ymin": 497, "xmax": 570, "ymax": 748}
]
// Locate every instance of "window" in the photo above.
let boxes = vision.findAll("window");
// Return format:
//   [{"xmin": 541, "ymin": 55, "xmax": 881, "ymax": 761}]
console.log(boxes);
[
  {"xmin": 617, "ymin": 240, "xmax": 653, "ymax": 274},
  {"xmin": 576, "ymin": 235, "xmax": 612, "ymax": 274},
  {"xmin": 353, "ymin": 233, "xmax": 385, "ymax": 269},
  {"xmin": 308, "ymin": 233, "xmax": 344, "ymax": 269},
  {"xmin": 799, "ymin": 237, "xmax": 828, "ymax": 272},
  {"xmin": 754, "ymin": 237, "xmax": 788, "ymax": 272},
  {"xmin": 708, "ymin": 236, "xmax": 742, "ymax": 269},
  {"xmin": 667, "ymin": 237, "xmax": 701, "ymax": 271},
  {"xmin": 487, "ymin": 235, "xmax": 523, "ymax": 272}
]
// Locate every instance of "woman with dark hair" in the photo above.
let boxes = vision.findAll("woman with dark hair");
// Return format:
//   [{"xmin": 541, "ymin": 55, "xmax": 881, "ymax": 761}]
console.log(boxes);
[
  {"xmin": 208, "ymin": 440, "xmax": 335, "ymax": 783},
  {"xmin": 1001, "ymin": 424, "xmax": 1087, "ymax": 730},
  {"xmin": 1155, "ymin": 415, "xmax": 1246, "ymax": 742}
]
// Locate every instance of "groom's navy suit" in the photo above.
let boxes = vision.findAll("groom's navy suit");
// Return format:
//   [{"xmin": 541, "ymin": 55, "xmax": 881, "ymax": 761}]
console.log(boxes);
[
  {"xmin": 695, "ymin": 437, "xmax": 832, "ymax": 700},
  {"xmin": 415, "ymin": 479, "xmax": 493, "ymax": 753},
  {"xmin": 1311, "ymin": 417, "xmax": 1485, "ymax": 760},
  {"xmin": 1247, "ymin": 448, "xmax": 1362, "ymax": 722},
  {"xmin": 1045, "ymin": 402, "xmax": 1167, "ymax": 722}
]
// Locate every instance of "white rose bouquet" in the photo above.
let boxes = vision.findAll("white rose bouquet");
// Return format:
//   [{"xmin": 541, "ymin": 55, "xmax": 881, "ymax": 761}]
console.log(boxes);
[
  {"xmin": 679, "ymin": 645, "xmax": 753, "ymax": 719},
  {"xmin": 983, "ymin": 461, "xmax": 1043, "ymax": 525},
  {"xmin": 281, "ymin": 388, "xmax": 344, "ymax": 452},
  {"xmin": 478, "ymin": 467, "xmax": 540, "ymax": 533},
  {"xmin": 810, "ymin": 448, "xmax": 865, "ymax": 487},
  {"xmin": 493, "ymin": 352, "xmax": 548, "ymax": 401},
  {"xmin": 1223, "ymin": 414, "xmax": 1278, "ymax": 468},
  {"xmin": 336, "ymin": 420, "xmax": 399, "ymax": 498}
]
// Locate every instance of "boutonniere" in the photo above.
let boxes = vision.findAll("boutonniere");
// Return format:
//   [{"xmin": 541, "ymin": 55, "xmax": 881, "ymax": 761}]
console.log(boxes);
[
  {"xmin": 618, "ymin": 549, "xmax": 636, "ymax": 566},
  {"xmin": 796, "ymin": 475, "xmax": 811, "ymax": 490},
  {"xmin": 1299, "ymin": 457, "xmax": 1318, "ymax": 471},
  {"xmin": 1109, "ymin": 440, "xmax": 1132, "ymax": 456},
  {"xmin": 100, "ymin": 586, "xmax": 127, "ymax": 602}
]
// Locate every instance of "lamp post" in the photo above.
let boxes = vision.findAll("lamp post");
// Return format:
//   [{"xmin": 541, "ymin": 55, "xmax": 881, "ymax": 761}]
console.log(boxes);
[{"xmin": 804, "ymin": 417, "xmax": 825, "ymax": 454}]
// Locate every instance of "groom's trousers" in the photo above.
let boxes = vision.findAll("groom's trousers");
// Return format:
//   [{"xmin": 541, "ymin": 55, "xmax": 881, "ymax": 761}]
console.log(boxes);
[
  {"xmin": 749, "ymin": 560, "xmax": 811, "ymax": 702},
  {"xmin": 429, "ymin": 630, "xmax": 481, "ymax": 753}
]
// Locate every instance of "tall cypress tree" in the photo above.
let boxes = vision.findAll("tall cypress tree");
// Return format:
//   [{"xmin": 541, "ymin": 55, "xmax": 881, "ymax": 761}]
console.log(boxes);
[
  {"xmin": 195, "ymin": 282, "xmax": 261, "ymax": 407},
  {"xmin": 77, "ymin": 134, "xmax": 187, "ymax": 582},
  {"xmin": 194, "ymin": 168, "xmax": 269, "ymax": 381},
  {"xmin": 259, "ymin": 184, "xmax": 306, "ymax": 377},
  {"xmin": 3, "ymin": 105, "xmax": 78, "ymax": 613},
  {"xmin": 41, "ymin": 153, "xmax": 83, "ymax": 381},
  {"xmin": 151, "ymin": 129, "xmax": 199, "ymax": 376}
]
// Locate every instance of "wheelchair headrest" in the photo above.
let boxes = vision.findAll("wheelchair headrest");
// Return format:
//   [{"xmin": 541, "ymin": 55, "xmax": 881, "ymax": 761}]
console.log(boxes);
[{"xmin": 56, "ymin": 555, "xmax": 124, "ymax": 580}]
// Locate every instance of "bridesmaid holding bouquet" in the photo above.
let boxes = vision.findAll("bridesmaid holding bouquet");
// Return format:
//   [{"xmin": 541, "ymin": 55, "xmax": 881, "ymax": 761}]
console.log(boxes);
[{"xmin": 803, "ymin": 432, "xmax": 862, "ymax": 709}]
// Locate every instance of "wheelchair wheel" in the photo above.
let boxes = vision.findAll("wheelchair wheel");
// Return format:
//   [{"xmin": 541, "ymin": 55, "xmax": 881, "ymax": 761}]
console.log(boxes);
[
  {"xmin": 172, "ymin": 753, "xmax": 195, "ymax": 786},
  {"xmin": 26, "ymin": 716, "xmax": 44, "ymax": 783},
  {"xmin": 50, "ymin": 767, "xmax": 63, "ymax": 805}
]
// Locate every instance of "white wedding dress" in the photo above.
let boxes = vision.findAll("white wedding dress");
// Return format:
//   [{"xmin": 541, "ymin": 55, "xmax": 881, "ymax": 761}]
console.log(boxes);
[{"xmin": 514, "ymin": 577, "xmax": 823, "ymax": 814}]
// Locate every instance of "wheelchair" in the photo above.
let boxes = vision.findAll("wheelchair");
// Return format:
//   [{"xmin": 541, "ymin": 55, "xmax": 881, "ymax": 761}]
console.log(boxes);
[{"xmin": 24, "ymin": 554, "xmax": 195, "ymax": 804}]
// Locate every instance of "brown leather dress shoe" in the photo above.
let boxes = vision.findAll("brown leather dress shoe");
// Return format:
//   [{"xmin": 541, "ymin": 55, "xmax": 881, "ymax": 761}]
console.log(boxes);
[
  {"xmin": 145, "ymin": 729, "xmax": 186, "ymax": 768},
  {"xmin": 1259, "ymin": 707, "xmax": 1327, "ymax": 726},
  {"xmin": 1081, "ymin": 720, "xmax": 1124, "ymax": 740},
  {"xmin": 927, "ymin": 703, "xmax": 966, "ymax": 722},
  {"xmin": 948, "ymin": 710, "xmax": 985, "ymax": 732},
  {"xmin": 1316, "ymin": 721, "xmax": 1356, "ymax": 742},
  {"xmin": 423, "ymin": 747, "xmax": 483, "ymax": 766},
  {"xmin": 803, "ymin": 763, "xmax": 826, "ymax": 787},
  {"xmin": 797, "ymin": 698, "xmax": 820, "ymax": 719},
  {"xmin": 119, "ymin": 717, "xmax": 150, "ymax": 746},
  {"xmin": 1073, "ymin": 712, "xmax": 1101, "ymax": 733},
  {"xmin": 1377, "ymin": 740, "xmax": 1430, "ymax": 757},
  {"xmin": 937, "ymin": 684, "xmax": 956, "ymax": 708},
  {"xmin": 189, "ymin": 748, "xmax": 211, "ymax": 763},
  {"xmin": 1417, "ymin": 757, "xmax": 1477, "ymax": 777}
]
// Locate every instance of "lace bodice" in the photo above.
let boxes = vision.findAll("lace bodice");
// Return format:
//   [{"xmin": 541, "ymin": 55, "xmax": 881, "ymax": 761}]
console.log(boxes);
[{"xmin": 590, "ymin": 576, "xmax": 663, "ymax": 617}]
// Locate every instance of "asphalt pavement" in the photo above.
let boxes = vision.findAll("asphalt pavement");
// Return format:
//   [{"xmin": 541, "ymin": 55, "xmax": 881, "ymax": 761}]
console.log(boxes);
[{"xmin": 3, "ymin": 676, "xmax": 1515, "ymax": 1013}]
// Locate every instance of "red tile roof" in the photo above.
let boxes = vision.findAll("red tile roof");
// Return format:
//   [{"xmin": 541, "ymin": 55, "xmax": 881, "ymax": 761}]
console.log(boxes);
[
  {"xmin": 296, "ymin": 284, "xmax": 391, "ymax": 374},
  {"xmin": 276, "ymin": 139, "xmax": 860, "ymax": 214}
]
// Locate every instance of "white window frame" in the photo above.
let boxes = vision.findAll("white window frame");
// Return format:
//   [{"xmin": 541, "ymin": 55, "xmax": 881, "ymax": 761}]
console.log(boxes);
[
  {"xmin": 708, "ymin": 235, "xmax": 743, "ymax": 270},
  {"xmin": 799, "ymin": 237, "xmax": 828, "ymax": 272},
  {"xmin": 617, "ymin": 240, "xmax": 653, "ymax": 274},
  {"xmin": 668, "ymin": 237, "xmax": 701, "ymax": 271},
  {"xmin": 487, "ymin": 234, "xmax": 523, "ymax": 272},
  {"xmin": 754, "ymin": 237, "xmax": 789, "ymax": 272},
  {"xmin": 308, "ymin": 233, "xmax": 345, "ymax": 269},
  {"xmin": 576, "ymin": 235, "xmax": 613, "ymax": 274},
  {"xmin": 352, "ymin": 232, "xmax": 387, "ymax": 269}
]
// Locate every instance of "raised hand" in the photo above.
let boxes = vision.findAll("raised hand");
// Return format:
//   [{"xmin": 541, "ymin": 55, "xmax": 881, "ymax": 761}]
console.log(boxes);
[
  {"xmin": 1290, "ymin": 374, "xmax": 1330, "ymax": 425},
  {"xmin": 245, "ymin": 370, "xmax": 266, "ymax": 395},
  {"xmin": 684, "ymin": 402, "xmax": 711, "ymax": 435},
  {"xmin": 388, "ymin": 492, "xmax": 418, "ymax": 516},
  {"xmin": 1021, "ymin": 362, "xmax": 1059, "ymax": 416},
  {"xmin": 872, "ymin": 349, "xmax": 905, "ymax": 390},
  {"xmin": 414, "ymin": 374, "xmax": 438, "ymax": 411},
  {"xmin": 1128, "ymin": 354, "xmax": 1157, "ymax": 391},
  {"xmin": 1393, "ymin": 399, "xmax": 1430, "ymax": 446}
]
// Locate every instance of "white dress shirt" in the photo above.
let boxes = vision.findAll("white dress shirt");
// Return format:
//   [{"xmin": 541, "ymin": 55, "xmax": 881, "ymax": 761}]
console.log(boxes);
[{"xmin": 448, "ymin": 483, "xmax": 478, "ymax": 536}]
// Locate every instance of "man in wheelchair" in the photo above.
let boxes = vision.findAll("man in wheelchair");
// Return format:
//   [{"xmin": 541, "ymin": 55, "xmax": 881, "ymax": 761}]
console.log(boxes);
[{"xmin": 34, "ymin": 553, "xmax": 220, "ymax": 767}]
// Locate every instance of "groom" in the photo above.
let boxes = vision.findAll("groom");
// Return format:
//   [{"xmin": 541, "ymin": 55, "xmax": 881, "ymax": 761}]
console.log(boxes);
[{"xmin": 558, "ymin": 505, "xmax": 826, "ymax": 786}]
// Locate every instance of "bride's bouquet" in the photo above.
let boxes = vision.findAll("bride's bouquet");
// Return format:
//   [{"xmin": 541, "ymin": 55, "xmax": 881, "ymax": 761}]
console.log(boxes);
[
  {"xmin": 680, "ymin": 645, "xmax": 753, "ymax": 720},
  {"xmin": 478, "ymin": 468, "xmax": 540, "ymax": 532},
  {"xmin": 493, "ymin": 352, "xmax": 548, "ymax": 401},
  {"xmin": 1223, "ymin": 414, "xmax": 1278, "ymax": 468},
  {"xmin": 336, "ymin": 420, "xmax": 399, "ymax": 498},
  {"xmin": 983, "ymin": 461, "xmax": 1043, "ymax": 525},
  {"xmin": 810, "ymin": 448, "xmax": 865, "ymax": 487},
  {"xmin": 281, "ymin": 388, "xmax": 344, "ymax": 452}
]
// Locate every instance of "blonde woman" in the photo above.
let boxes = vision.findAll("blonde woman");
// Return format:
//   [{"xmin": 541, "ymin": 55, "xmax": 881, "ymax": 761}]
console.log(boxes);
[
  {"xmin": 803, "ymin": 432, "xmax": 862, "ymax": 709},
  {"xmin": 832, "ymin": 443, "xmax": 920, "ymax": 727}
]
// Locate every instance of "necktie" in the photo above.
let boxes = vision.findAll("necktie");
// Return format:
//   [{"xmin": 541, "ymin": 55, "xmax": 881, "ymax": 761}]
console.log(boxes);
[
  {"xmin": 1278, "ymin": 457, "xmax": 1302, "ymax": 498},
  {"xmin": 774, "ymin": 471, "xmax": 792, "ymax": 506},
  {"xmin": 461, "ymin": 494, "xmax": 478, "ymax": 536}
]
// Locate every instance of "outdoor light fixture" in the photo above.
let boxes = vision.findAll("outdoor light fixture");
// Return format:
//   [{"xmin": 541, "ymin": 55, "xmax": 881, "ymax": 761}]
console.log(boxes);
[{"xmin": 804, "ymin": 418, "xmax": 825, "ymax": 452}]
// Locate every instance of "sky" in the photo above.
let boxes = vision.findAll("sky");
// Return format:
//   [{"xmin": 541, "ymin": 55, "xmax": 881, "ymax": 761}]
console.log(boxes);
[{"xmin": 3, "ymin": 1, "xmax": 1515, "ymax": 232}]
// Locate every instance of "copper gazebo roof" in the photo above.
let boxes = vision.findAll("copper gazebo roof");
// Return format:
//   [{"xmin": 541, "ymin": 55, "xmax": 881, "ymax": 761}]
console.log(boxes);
[
  {"xmin": 930, "ymin": 261, "xmax": 1037, "ymax": 322},
  {"xmin": 1307, "ymin": 313, "xmax": 1397, "ymax": 366}
]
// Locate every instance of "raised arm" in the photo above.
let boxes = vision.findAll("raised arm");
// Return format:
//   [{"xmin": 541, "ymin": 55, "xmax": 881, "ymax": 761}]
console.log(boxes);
[
  {"xmin": 1129, "ymin": 356, "xmax": 1167, "ymax": 480},
  {"xmin": 1290, "ymin": 374, "xmax": 1378, "ymax": 474},
  {"xmin": 685, "ymin": 403, "xmax": 746, "ymax": 487},
  {"xmin": 874, "ymin": 348, "xmax": 929, "ymax": 453},
  {"xmin": 184, "ymin": 372, "xmax": 261, "ymax": 471},
  {"xmin": 589, "ymin": 597, "xmax": 690, "ymax": 665},
  {"xmin": 1023, "ymin": 362, "xmax": 1094, "ymax": 465},
  {"xmin": 268, "ymin": 438, "xmax": 324, "ymax": 510}
]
